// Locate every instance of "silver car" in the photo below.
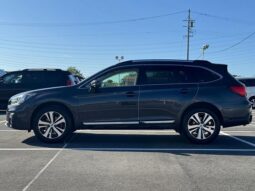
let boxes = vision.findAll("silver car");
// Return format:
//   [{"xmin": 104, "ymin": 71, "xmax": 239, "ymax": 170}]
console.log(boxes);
[{"xmin": 238, "ymin": 78, "xmax": 255, "ymax": 109}]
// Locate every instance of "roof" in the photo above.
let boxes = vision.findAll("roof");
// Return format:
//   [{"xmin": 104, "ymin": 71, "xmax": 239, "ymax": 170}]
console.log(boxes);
[{"xmin": 115, "ymin": 59, "xmax": 213, "ymax": 67}]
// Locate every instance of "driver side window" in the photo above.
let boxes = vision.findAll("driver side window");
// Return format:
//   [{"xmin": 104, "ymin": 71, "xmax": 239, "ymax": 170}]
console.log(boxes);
[{"xmin": 100, "ymin": 70, "xmax": 138, "ymax": 88}]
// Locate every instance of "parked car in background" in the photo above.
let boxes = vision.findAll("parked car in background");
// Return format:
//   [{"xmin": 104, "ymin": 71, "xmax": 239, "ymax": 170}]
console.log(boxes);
[
  {"xmin": 237, "ymin": 77, "xmax": 255, "ymax": 109},
  {"xmin": 6, "ymin": 60, "xmax": 252, "ymax": 144},
  {"xmin": 0, "ymin": 69, "xmax": 6, "ymax": 77},
  {"xmin": 74, "ymin": 75, "xmax": 85, "ymax": 83},
  {"xmin": 0, "ymin": 69, "xmax": 77, "ymax": 109}
]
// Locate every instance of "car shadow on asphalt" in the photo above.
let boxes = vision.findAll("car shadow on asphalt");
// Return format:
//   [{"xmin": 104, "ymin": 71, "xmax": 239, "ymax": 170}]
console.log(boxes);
[
  {"xmin": 0, "ymin": 111, "xmax": 5, "ymax": 115},
  {"xmin": 22, "ymin": 133, "xmax": 255, "ymax": 156}
]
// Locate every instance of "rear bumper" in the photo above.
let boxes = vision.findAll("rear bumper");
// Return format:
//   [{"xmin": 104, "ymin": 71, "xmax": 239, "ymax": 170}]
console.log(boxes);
[
  {"xmin": 223, "ymin": 115, "xmax": 252, "ymax": 127},
  {"xmin": 222, "ymin": 106, "xmax": 253, "ymax": 128},
  {"xmin": 6, "ymin": 108, "xmax": 31, "ymax": 130}
]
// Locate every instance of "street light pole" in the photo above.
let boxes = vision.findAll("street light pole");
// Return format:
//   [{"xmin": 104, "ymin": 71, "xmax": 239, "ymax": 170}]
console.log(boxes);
[{"xmin": 201, "ymin": 44, "xmax": 209, "ymax": 59}]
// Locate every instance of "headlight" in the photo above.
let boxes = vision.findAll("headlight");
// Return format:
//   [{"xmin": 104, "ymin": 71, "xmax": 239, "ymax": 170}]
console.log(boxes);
[{"xmin": 8, "ymin": 93, "xmax": 34, "ymax": 106}]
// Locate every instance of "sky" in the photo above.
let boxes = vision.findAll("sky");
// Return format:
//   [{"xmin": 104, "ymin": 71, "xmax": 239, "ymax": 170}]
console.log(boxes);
[{"xmin": 0, "ymin": 0, "xmax": 254, "ymax": 77}]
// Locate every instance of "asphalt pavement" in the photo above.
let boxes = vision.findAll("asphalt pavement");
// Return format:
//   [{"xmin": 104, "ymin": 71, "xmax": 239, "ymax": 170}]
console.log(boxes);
[{"xmin": 0, "ymin": 111, "xmax": 255, "ymax": 191}]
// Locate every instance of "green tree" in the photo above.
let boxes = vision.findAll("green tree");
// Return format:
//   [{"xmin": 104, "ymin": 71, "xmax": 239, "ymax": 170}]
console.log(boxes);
[{"xmin": 67, "ymin": 66, "xmax": 84, "ymax": 78}]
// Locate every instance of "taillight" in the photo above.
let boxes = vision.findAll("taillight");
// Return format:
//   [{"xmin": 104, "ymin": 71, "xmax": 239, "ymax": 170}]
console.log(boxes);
[
  {"xmin": 230, "ymin": 85, "xmax": 246, "ymax": 97},
  {"xmin": 66, "ymin": 80, "xmax": 72, "ymax": 86}
]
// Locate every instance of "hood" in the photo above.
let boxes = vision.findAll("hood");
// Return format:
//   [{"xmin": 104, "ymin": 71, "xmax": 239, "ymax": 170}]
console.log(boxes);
[{"xmin": 12, "ymin": 86, "xmax": 74, "ymax": 98}]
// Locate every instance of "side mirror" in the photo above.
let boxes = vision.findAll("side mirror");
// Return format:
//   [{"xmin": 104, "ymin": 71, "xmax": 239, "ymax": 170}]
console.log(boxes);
[{"xmin": 88, "ymin": 80, "xmax": 99, "ymax": 93}]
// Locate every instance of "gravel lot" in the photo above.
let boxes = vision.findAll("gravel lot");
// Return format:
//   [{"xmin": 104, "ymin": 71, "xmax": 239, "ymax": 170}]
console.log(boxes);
[{"xmin": 0, "ymin": 111, "xmax": 254, "ymax": 191}]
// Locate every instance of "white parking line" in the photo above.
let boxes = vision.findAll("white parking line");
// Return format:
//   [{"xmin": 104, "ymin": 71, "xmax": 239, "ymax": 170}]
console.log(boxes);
[
  {"xmin": 0, "ymin": 129, "xmax": 254, "ymax": 134},
  {"xmin": 22, "ymin": 143, "xmax": 68, "ymax": 191},
  {"xmin": 0, "ymin": 120, "xmax": 6, "ymax": 124},
  {"xmin": 223, "ymin": 131, "xmax": 255, "ymax": 133},
  {"xmin": 221, "ymin": 131, "xmax": 255, "ymax": 148},
  {"xmin": 0, "ymin": 148, "xmax": 61, "ymax": 151},
  {"xmin": 0, "ymin": 148, "xmax": 255, "ymax": 152}
]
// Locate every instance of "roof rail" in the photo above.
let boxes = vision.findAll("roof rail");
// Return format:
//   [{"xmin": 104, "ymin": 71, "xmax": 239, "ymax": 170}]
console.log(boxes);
[{"xmin": 22, "ymin": 68, "xmax": 62, "ymax": 71}]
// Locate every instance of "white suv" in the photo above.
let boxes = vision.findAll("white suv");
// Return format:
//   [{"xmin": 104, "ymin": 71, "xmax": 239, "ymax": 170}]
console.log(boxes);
[{"xmin": 238, "ymin": 78, "xmax": 255, "ymax": 109}]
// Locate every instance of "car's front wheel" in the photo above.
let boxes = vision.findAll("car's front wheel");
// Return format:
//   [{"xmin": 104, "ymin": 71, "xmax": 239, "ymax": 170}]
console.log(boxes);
[
  {"xmin": 33, "ymin": 105, "xmax": 73, "ymax": 143},
  {"xmin": 182, "ymin": 108, "xmax": 221, "ymax": 144}
]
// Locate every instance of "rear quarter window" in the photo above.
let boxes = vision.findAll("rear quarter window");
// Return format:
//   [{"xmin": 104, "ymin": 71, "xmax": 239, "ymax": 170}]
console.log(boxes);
[{"xmin": 189, "ymin": 67, "xmax": 221, "ymax": 83}]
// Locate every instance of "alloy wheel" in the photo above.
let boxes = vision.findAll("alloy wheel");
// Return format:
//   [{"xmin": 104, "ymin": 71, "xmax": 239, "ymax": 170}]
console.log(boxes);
[
  {"xmin": 187, "ymin": 112, "xmax": 216, "ymax": 140},
  {"xmin": 38, "ymin": 111, "xmax": 66, "ymax": 139}
]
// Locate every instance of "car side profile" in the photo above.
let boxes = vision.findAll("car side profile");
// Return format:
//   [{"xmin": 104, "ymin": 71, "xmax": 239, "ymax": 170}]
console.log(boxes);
[
  {"xmin": 6, "ymin": 60, "xmax": 252, "ymax": 144},
  {"xmin": 0, "ymin": 69, "xmax": 77, "ymax": 109}
]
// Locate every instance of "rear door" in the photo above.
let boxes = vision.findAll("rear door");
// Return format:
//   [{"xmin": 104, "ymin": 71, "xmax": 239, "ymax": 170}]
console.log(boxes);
[{"xmin": 138, "ymin": 65, "xmax": 198, "ymax": 126}]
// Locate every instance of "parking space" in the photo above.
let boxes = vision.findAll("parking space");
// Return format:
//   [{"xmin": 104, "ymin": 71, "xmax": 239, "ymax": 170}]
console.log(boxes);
[{"xmin": 0, "ymin": 112, "xmax": 255, "ymax": 191}]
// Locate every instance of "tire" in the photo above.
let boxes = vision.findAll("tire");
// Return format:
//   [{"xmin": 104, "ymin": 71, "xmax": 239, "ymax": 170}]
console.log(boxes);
[
  {"xmin": 249, "ymin": 97, "xmax": 255, "ymax": 109},
  {"xmin": 32, "ymin": 105, "xmax": 73, "ymax": 143},
  {"xmin": 181, "ymin": 108, "xmax": 221, "ymax": 144}
]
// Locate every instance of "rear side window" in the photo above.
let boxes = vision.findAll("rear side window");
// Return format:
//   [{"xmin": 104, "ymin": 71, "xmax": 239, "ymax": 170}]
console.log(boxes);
[
  {"xmin": 144, "ymin": 68, "xmax": 191, "ymax": 84},
  {"xmin": 142, "ymin": 66, "xmax": 220, "ymax": 85},
  {"xmin": 239, "ymin": 79, "xmax": 255, "ymax": 87}
]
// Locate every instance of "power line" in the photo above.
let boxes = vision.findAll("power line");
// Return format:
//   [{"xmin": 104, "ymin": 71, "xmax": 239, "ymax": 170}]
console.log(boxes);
[
  {"xmin": 193, "ymin": 11, "xmax": 254, "ymax": 25},
  {"xmin": 210, "ymin": 31, "xmax": 255, "ymax": 53},
  {"xmin": 0, "ymin": 10, "xmax": 186, "ymax": 27},
  {"xmin": 0, "ymin": 32, "xmax": 245, "ymax": 48},
  {"xmin": 0, "ymin": 38, "xmax": 183, "ymax": 48}
]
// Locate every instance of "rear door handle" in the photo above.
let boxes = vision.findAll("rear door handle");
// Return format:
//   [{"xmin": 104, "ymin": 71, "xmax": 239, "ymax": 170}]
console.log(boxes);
[
  {"xmin": 125, "ymin": 91, "xmax": 136, "ymax": 97},
  {"xmin": 180, "ymin": 88, "xmax": 189, "ymax": 94}
]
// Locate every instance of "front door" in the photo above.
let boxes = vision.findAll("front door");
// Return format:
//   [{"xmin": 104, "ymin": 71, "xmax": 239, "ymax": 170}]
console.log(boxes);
[{"xmin": 78, "ymin": 68, "xmax": 139, "ymax": 126}]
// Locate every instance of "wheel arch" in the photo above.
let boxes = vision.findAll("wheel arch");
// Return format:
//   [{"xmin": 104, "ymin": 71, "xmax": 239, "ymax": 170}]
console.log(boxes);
[
  {"xmin": 180, "ymin": 102, "xmax": 223, "ymax": 127},
  {"xmin": 30, "ymin": 101, "xmax": 75, "ymax": 131}
]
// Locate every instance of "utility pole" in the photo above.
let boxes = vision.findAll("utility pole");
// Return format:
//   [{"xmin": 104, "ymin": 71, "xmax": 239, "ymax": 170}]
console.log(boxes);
[{"xmin": 184, "ymin": 9, "xmax": 195, "ymax": 60}]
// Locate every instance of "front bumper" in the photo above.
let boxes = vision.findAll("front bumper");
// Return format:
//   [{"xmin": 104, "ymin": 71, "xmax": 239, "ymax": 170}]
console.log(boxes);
[{"xmin": 6, "ymin": 107, "xmax": 31, "ymax": 130}]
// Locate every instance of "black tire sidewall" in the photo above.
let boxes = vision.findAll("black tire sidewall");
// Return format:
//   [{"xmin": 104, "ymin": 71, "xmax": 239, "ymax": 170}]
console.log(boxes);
[
  {"xmin": 33, "ymin": 105, "xmax": 73, "ymax": 143},
  {"xmin": 182, "ymin": 108, "xmax": 221, "ymax": 144}
]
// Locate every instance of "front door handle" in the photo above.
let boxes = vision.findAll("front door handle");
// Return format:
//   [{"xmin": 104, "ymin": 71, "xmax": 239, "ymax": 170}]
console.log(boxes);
[{"xmin": 125, "ymin": 91, "xmax": 136, "ymax": 97}]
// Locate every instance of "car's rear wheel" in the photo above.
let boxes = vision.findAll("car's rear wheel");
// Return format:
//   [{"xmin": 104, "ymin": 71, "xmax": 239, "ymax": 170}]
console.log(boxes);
[
  {"xmin": 182, "ymin": 108, "xmax": 221, "ymax": 144},
  {"xmin": 33, "ymin": 105, "xmax": 73, "ymax": 143}
]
